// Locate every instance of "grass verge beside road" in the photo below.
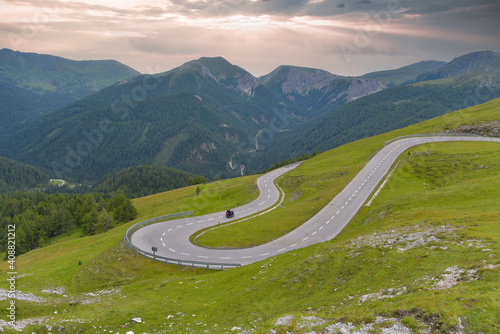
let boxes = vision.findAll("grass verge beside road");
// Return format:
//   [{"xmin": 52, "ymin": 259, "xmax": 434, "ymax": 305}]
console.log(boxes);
[
  {"xmin": 0, "ymin": 99, "xmax": 499, "ymax": 333},
  {"xmin": 194, "ymin": 98, "xmax": 500, "ymax": 248}
]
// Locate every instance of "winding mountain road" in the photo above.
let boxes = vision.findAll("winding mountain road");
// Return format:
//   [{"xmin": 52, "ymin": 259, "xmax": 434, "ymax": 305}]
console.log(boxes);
[{"xmin": 131, "ymin": 136, "xmax": 500, "ymax": 267}]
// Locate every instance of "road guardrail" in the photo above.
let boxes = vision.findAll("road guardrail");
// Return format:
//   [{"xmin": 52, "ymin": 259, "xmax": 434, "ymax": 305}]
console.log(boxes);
[{"xmin": 123, "ymin": 211, "xmax": 242, "ymax": 270}]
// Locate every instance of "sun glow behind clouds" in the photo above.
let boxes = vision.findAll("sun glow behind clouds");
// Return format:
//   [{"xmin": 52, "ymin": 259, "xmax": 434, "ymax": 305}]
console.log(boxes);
[
  {"xmin": 175, "ymin": 13, "xmax": 352, "ymax": 32},
  {"xmin": 176, "ymin": 14, "xmax": 280, "ymax": 30},
  {"xmin": 1, "ymin": 0, "xmax": 498, "ymax": 76}
]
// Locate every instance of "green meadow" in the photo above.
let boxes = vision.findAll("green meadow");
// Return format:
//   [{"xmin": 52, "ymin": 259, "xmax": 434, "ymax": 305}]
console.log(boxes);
[{"xmin": 1, "ymin": 98, "xmax": 499, "ymax": 333}]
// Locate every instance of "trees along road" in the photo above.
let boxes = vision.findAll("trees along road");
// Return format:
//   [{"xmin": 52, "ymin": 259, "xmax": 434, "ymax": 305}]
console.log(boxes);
[{"xmin": 131, "ymin": 136, "xmax": 500, "ymax": 267}]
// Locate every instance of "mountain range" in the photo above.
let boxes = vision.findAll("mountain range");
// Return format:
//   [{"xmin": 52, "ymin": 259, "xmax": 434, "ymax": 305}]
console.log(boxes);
[
  {"xmin": 0, "ymin": 48, "xmax": 140, "ymax": 133},
  {"xmin": 1, "ymin": 49, "xmax": 499, "ymax": 184}
]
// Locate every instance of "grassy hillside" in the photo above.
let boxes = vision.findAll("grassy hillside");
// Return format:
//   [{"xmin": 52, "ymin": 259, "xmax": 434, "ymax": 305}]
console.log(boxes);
[
  {"xmin": 0, "ymin": 99, "xmax": 499, "ymax": 333},
  {"xmin": 195, "ymin": 98, "xmax": 500, "ymax": 248}
]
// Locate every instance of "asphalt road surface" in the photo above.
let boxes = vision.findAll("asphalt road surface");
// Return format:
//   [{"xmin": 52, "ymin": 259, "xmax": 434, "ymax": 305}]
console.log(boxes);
[{"xmin": 131, "ymin": 136, "xmax": 500, "ymax": 267}]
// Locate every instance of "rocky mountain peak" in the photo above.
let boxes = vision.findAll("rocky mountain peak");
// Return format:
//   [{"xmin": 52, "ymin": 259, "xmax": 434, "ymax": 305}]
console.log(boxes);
[
  {"xmin": 259, "ymin": 65, "xmax": 339, "ymax": 95},
  {"xmin": 178, "ymin": 56, "xmax": 259, "ymax": 96}
]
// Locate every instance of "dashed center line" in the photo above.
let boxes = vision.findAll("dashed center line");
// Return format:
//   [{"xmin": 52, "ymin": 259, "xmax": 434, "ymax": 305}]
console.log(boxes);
[{"xmin": 151, "ymin": 141, "xmax": 484, "ymax": 266}]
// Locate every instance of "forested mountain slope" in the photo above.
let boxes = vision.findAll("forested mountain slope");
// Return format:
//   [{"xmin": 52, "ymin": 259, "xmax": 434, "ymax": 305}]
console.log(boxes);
[{"xmin": 0, "ymin": 48, "xmax": 140, "ymax": 133}]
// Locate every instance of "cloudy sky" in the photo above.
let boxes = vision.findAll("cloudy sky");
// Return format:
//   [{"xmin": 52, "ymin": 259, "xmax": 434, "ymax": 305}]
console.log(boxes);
[{"xmin": 1, "ymin": 0, "xmax": 499, "ymax": 76}]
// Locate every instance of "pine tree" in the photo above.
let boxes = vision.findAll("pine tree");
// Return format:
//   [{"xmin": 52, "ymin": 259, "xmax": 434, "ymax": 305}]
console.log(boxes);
[
  {"xmin": 82, "ymin": 208, "xmax": 99, "ymax": 235},
  {"xmin": 98, "ymin": 209, "xmax": 114, "ymax": 233},
  {"xmin": 38, "ymin": 228, "xmax": 48, "ymax": 248}
]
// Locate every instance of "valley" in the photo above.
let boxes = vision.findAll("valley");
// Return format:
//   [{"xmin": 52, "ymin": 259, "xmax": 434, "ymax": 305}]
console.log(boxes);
[
  {"xmin": 1, "ymin": 99, "xmax": 499, "ymax": 333},
  {"xmin": 2, "ymin": 50, "xmax": 499, "ymax": 185},
  {"xmin": 1, "ymin": 0, "xmax": 499, "ymax": 331}
]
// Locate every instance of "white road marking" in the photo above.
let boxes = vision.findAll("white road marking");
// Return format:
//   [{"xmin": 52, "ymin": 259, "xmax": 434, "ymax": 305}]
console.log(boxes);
[
  {"xmin": 198, "ymin": 256, "xmax": 209, "ymax": 259},
  {"xmin": 168, "ymin": 228, "xmax": 173, "ymax": 232},
  {"xmin": 162, "ymin": 242, "xmax": 165, "ymax": 246},
  {"xmin": 181, "ymin": 253, "xmax": 190, "ymax": 256},
  {"xmin": 219, "ymin": 257, "xmax": 231, "ymax": 260},
  {"xmin": 169, "ymin": 248, "xmax": 176, "ymax": 252},
  {"xmin": 259, "ymin": 201, "xmax": 266, "ymax": 206},
  {"xmin": 277, "ymin": 248, "xmax": 286, "ymax": 252},
  {"xmin": 241, "ymin": 256, "xmax": 252, "ymax": 259},
  {"xmin": 260, "ymin": 253, "xmax": 269, "ymax": 256},
  {"xmin": 291, "ymin": 243, "xmax": 298, "ymax": 247},
  {"xmin": 302, "ymin": 237, "xmax": 308, "ymax": 241}
]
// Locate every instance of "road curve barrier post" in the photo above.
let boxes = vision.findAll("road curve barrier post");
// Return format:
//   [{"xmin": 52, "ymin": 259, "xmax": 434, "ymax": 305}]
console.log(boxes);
[{"xmin": 123, "ymin": 211, "xmax": 242, "ymax": 270}]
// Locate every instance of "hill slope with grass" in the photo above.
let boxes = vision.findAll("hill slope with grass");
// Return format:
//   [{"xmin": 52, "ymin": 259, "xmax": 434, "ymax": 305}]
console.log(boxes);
[{"xmin": 1, "ymin": 99, "xmax": 499, "ymax": 333}]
